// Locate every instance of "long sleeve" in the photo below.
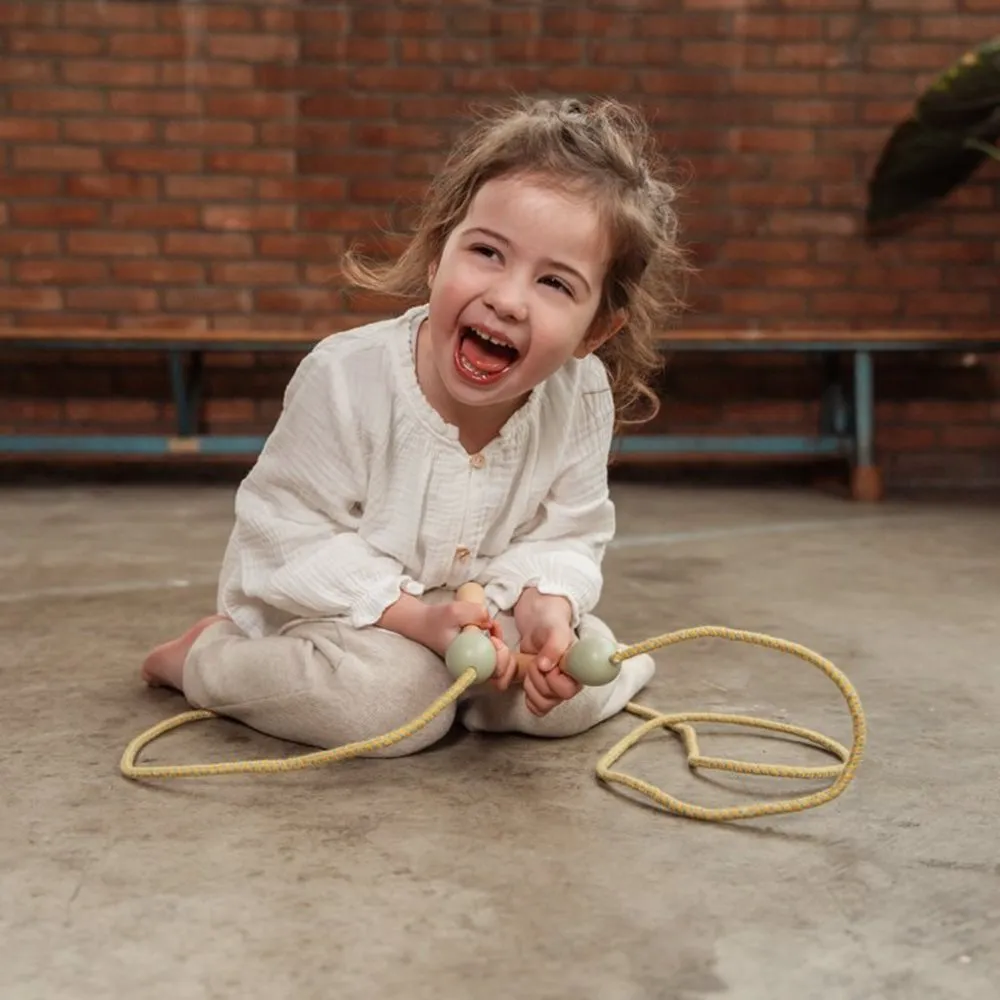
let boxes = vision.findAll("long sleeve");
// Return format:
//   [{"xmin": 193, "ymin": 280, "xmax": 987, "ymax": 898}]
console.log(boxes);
[
  {"xmin": 220, "ymin": 344, "xmax": 424, "ymax": 633},
  {"xmin": 479, "ymin": 373, "xmax": 616, "ymax": 627}
]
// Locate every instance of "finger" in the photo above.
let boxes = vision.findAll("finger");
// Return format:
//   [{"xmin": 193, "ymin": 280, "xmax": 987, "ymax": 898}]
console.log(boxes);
[
  {"xmin": 523, "ymin": 673, "xmax": 559, "ymax": 716},
  {"xmin": 455, "ymin": 602, "xmax": 492, "ymax": 629},
  {"xmin": 546, "ymin": 667, "xmax": 581, "ymax": 701},
  {"xmin": 534, "ymin": 633, "xmax": 571, "ymax": 674},
  {"xmin": 490, "ymin": 638, "xmax": 515, "ymax": 691}
]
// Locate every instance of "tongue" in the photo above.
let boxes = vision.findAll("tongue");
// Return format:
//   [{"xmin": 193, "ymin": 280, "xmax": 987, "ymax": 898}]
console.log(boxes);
[{"xmin": 460, "ymin": 332, "xmax": 514, "ymax": 374}]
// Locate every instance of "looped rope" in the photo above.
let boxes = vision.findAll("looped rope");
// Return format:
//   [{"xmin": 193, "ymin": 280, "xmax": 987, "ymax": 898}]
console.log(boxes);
[{"xmin": 121, "ymin": 626, "xmax": 866, "ymax": 822}]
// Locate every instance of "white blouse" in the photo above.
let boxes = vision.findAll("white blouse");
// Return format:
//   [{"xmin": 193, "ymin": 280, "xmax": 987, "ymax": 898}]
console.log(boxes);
[{"xmin": 217, "ymin": 304, "xmax": 617, "ymax": 637}]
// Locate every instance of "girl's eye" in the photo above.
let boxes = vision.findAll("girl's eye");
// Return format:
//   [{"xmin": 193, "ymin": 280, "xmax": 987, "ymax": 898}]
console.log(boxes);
[
  {"xmin": 541, "ymin": 275, "xmax": 573, "ymax": 297},
  {"xmin": 471, "ymin": 244, "xmax": 499, "ymax": 260}
]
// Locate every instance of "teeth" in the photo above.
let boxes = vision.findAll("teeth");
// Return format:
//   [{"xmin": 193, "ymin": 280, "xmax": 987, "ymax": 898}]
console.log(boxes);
[{"xmin": 469, "ymin": 326, "xmax": 516, "ymax": 352}]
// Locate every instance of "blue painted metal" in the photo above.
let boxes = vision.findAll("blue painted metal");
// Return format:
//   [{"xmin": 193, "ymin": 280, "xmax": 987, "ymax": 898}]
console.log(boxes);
[
  {"xmin": 167, "ymin": 351, "xmax": 192, "ymax": 437},
  {"xmin": 613, "ymin": 434, "xmax": 848, "ymax": 456},
  {"xmin": 0, "ymin": 434, "xmax": 269, "ymax": 455},
  {"xmin": 852, "ymin": 350, "xmax": 875, "ymax": 467}
]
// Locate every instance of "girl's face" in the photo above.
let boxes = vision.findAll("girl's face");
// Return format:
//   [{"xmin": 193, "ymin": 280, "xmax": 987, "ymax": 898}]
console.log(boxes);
[{"xmin": 417, "ymin": 172, "xmax": 621, "ymax": 439}]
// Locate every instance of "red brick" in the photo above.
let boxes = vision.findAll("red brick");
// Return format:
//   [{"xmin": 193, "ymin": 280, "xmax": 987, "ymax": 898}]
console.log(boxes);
[
  {"xmin": 738, "ymin": 14, "xmax": 825, "ymax": 39},
  {"xmin": 771, "ymin": 100, "xmax": 856, "ymax": 126},
  {"xmin": 164, "ymin": 288, "xmax": 251, "ymax": 313},
  {"xmin": 299, "ymin": 95, "xmax": 395, "ymax": 119},
  {"xmin": 866, "ymin": 42, "xmax": 965, "ymax": 70},
  {"xmin": 110, "ymin": 204, "xmax": 201, "ymax": 229},
  {"xmin": 354, "ymin": 123, "xmax": 444, "ymax": 151},
  {"xmin": 306, "ymin": 37, "xmax": 392, "ymax": 62},
  {"xmin": 904, "ymin": 292, "xmax": 993, "ymax": 316},
  {"xmin": 67, "ymin": 232, "xmax": 159, "ymax": 256},
  {"xmin": 814, "ymin": 292, "xmax": 901, "ymax": 315},
  {"xmin": 543, "ymin": 67, "xmax": 636, "ymax": 92},
  {"xmin": 68, "ymin": 174, "xmax": 159, "ymax": 199},
  {"xmin": 728, "ymin": 183, "xmax": 815, "ymax": 207},
  {"xmin": 0, "ymin": 288, "xmax": 63, "ymax": 310},
  {"xmin": 769, "ymin": 212, "xmax": 857, "ymax": 237},
  {"xmin": 15, "ymin": 261, "xmax": 109, "ymax": 284},
  {"xmin": 203, "ymin": 206, "xmax": 296, "ymax": 231},
  {"xmin": 0, "ymin": 57, "xmax": 55, "ymax": 82},
  {"xmin": 114, "ymin": 261, "xmax": 206, "ymax": 285},
  {"xmin": 920, "ymin": 15, "xmax": 999, "ymax": 39},
  {"xmin": 720, "ymin": 291, "xmax": 808, "ymax": 314},
  {"xmin": 353, "ymin": 9, "xmax": 443, "ymax": 34},
  {"xmin": 160, "ymin": 62, "xmax": 254, "ymax": 89},
  {"xmin": 722, "ymin": 240, "xmax": 810, "ymax": 263},
  {"xmin": 733, "ymin": 72, "xmax": 824, "ymax": 96},
  {"xmin": 165, "ymin": 176, "xmax": 256, "ymax": 201},
  {"xmin": 65, "ymin": 400, "xmax": 160, "ymax": 425},
  {"xmin": 940, "ymin": 425, "xmax": 1000, "ymax": 449},
  {"xmin": 0, "ymin": 172, "xmax": 60, "ymax": 196},
  {"xmin": 11, "ymin": 203, "xmax": 102, "ymax": 227},
  {"xmin": 448, "ymin": 68, "xmax": 543, "ymax": 92},
  {"xmin": 767, "ymin": 267, "xmax": 848, "ymax": 289},
  {"xmin": 109, "ymin": 90, "xmax": 202, "ymax": 117},
  {"xmin": 259, "ymin": 8, "xmax": 296, "ymax": 33},
  {"xmin": 64, "ymin": 118, "xmax": 155, "ymax": 143},
  {"xmin": 67, "ymin": 288, "xmax": 159, "ymax": 311},
  {"xmin": 259, "ymin": 122, "xmax": 352, "ymax": 148},
  {"xmin": 258, "ymin": 234, "xmax": 346, "ymax": 260},
  {"xmin": 13, "ymin": 145, "xmax": 103, "ymax": 171},
  {"xmin": 301, "ymin": 208, "xmax": 381, "ymax": 233},
  {"xmin": 0, "ymin": 117, "xmax": 59, "ymax": 141},
  {"xmin": 165, "ymin": 121, "xmax": 256, "ymax": 145},
  {"xmin": 589, "ymin": 40, "xmax": 675, "ymax": 65},
  {"xmin": 163, "ymin": 233, "xmax": 253, "ymax": 258},
  {"xmin": 256, "ymin": 177, "xmax": 347, "ymax": 201},
  {"xmin": 732, "ymin": 129, "xmax": 815, "ymax": 154},
  {"xmin": 350, "ymin": 179, "xmax": 429, "ymax": 204},
  {"xmin": 869, "ymin": 0, "xmax": 959, "ymax": 10},
  {"xmin": 62, "ymin": 2, "xmax": 158, "ymax": 28},
  {"xmin": 108, "ymin": 32, "xmax": 187, "ymax": 58},
  {"xmin": 63, "ymin": 59, "xmax": 158, "ymax": 87},
  {"xmin": 109, "ymin": 149, "xmax": 202, "ymax": 174},
  {"xmin": 400, "ymin": 38, "xmax": 490, "ymax": 64},
  {"xmin": 352, "ymin": 66, "xmax": 446, "ymax": 90},
  {"xmin": 257, "ymin": 289, "xmax": 342, "ymax": 313},
  {"xmin": 544, "ymin": 10, "xmax": 637, "ymax": 35},
  {"xmin": 298, "ymin": 152, "xmax": 393, "ymax": 177},
  {"xmin": 8, "ymin": 29, "xmax": 104, "ymax": 55},
  {"xmin": 10, "ymin": 88, "xmax": 104, "ymax": 113},
  {"xmin": 208, "ymin": 34, "xmax": 298, "ymax": 62},
  {"xmin": 637, "ymin": 72, "xmax": 732, "ymax": 97},
  {"xmin": 163, "ymin": 4, "xmax": 255, "ymax": 31},
  {"xmin": 208, "ymin": 150, "xmax": 294, "ymax": 175},
  {"xmin": 212, "ymin": 262, "xmax": 299, "ymax": 286}
]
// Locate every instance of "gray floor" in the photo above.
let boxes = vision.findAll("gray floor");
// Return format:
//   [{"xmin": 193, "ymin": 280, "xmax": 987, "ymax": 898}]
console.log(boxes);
[{"xmin": 1, "ymin": 481, "xmax": 998, "ymax": 1000}]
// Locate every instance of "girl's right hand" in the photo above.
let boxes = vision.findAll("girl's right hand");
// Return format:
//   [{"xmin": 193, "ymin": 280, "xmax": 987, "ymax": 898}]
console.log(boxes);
[{"xmin": 419, "ymin": 599, "xmax": 501, "ymax": 658}]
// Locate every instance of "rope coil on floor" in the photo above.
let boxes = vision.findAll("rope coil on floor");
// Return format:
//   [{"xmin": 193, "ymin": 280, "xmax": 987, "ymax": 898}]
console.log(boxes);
[{"xmin": 121, "ymin": 625, "xmax": 866, "ymax": 822}]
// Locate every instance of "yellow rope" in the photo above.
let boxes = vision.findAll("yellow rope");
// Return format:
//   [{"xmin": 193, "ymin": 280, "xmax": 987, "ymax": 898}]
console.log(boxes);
[{"xmin": 121, "ymin": 625, "xmax": 866, "ymax": 822}]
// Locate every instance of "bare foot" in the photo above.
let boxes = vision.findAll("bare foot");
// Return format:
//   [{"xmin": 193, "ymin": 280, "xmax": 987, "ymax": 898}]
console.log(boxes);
[{"xmin": 141, "ymin": 614, "xmax": 227, "ymax": 691}]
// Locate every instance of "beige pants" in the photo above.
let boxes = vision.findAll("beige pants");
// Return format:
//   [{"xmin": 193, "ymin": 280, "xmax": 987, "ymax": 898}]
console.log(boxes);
[{"xmin": 183, "ymin": 597, "xmax": 655, "ymax": 757}]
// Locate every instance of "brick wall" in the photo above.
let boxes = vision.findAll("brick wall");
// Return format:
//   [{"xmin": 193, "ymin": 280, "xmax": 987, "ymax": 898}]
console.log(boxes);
[{"xmin": 1, "ymin": 0, "xmax": 997, "ymax": 488}]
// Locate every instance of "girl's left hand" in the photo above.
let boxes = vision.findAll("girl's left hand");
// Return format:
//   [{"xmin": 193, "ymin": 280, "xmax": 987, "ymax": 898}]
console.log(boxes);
[{"xmin": 518, "ymin": 619, "xmax": 581, "ymax": 716}]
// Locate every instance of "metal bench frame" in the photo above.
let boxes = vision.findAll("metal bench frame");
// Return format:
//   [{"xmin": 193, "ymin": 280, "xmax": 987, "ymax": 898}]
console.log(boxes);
[{"xmin": 3, "ymin": 328, "xmax": 998, "ymax": 500}]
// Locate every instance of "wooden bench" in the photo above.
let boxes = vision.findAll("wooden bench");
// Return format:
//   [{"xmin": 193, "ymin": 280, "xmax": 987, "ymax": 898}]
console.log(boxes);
[
  {"xmin": 613, "ymin": 329, "xmax": 1000, "ymax": 501},
  {"xmin": 2, "ymin": 326, "xmax": 999, "ymax": 500}
]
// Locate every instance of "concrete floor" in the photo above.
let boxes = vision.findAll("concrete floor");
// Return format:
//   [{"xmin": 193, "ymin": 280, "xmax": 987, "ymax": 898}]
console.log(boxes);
[{"xmin": 1, "ymin": 480, "xmax": 998, "ymax": 999}]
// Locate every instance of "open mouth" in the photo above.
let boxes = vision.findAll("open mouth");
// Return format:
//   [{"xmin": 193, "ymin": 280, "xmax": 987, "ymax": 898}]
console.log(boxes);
[{"xmin": 454, "ymin": 325, "xmax": 521, "ymax": 383}]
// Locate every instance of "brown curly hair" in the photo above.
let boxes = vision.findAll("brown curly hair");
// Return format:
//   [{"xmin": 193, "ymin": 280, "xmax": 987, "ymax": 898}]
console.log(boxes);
[{"xmin": 342, "ymin": 96, "xmax": 690, "ymax": 426}]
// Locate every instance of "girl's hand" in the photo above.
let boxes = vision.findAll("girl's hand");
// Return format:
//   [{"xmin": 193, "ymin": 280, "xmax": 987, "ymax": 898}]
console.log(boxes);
[
  {"xmin": 517, "ymin": 611, "xmax": 581, "ymax": 717},
  {"xmin": 419, "ymin": 599, "xmax": 501, "ymax": 658}
]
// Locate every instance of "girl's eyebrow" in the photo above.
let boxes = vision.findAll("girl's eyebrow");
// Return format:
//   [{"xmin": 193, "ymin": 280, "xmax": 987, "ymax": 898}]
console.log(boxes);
[{"xmin": 463, "ymin": 226, "xmax": 592, "ymax": 295}]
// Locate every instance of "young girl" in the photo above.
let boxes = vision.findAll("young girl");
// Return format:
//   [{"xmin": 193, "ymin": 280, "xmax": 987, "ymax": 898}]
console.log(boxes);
[{"xmin": 141, "ymin": 96, "xmax": 687, "ymax": 756}]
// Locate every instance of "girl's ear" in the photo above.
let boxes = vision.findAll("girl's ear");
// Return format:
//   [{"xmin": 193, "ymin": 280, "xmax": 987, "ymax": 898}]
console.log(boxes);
[
  {"xmin": 428, "ymin": 261, "xmax": 438, "ymax": 288},
  {"xmin": 574, "ymin": 309, "xmax": 626, "ymax": 358}
]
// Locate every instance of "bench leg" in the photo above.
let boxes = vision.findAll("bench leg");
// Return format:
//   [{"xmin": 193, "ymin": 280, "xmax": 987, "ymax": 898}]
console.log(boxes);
[
  {"xmin": 850, "ymin": 349, "xmax": 883, "ymax": 501},
  {"xmin": 168, "ymin": 349, "xmax": 204, "ymax": 437}
]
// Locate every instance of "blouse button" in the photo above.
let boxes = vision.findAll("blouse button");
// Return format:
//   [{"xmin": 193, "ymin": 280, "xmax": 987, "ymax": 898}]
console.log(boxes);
[
  {"xmin": 455, "ymin": 546, "xmax": 470, "ymax": 561},
  {"xmin": 470, "ymin": 453, "xmax": 485, "ymax": 469}
]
